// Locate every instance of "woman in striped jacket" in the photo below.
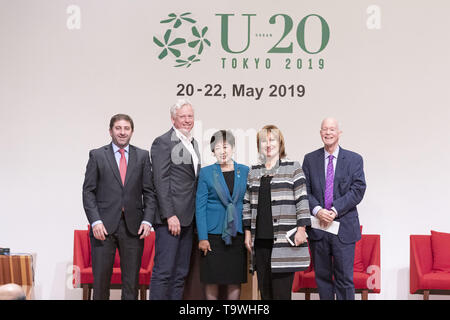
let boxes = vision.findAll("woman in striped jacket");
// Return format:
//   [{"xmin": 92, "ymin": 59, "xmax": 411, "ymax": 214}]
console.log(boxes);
[{"xmin": 243, "ymin": 125, "xmax": 311, "ymax": 300}]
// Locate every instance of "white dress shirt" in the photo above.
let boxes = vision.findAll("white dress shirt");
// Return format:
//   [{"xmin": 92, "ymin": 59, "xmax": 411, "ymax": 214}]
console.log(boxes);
[
  {"xmin": 173, "ymin": 126, "xmax": 199, "ymax": 176},
  {"xmin": 112, "ymin": 142, "xmax": 129, "ymax": 167}
]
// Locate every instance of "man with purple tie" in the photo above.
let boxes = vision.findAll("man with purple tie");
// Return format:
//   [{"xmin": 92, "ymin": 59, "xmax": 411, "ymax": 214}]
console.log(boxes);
[{"xmin": 302, "ymin": 118, "xmax": 366, "ymax": 300}]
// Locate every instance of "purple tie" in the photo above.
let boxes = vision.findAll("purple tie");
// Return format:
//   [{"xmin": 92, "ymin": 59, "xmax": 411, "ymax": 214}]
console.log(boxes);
[{"xmin": 325, "ymin": 155, "xmax": 334, "ymax": 210}]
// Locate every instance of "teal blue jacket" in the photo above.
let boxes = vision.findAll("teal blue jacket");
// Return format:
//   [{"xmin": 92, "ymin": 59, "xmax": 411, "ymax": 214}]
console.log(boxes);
[{"xmin": 195, "ymin": 162, "xmax": 249, "ymax": 241}]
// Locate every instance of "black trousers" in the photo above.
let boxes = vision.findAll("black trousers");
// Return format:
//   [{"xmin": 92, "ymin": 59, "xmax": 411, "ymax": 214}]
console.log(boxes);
[
  {"xmin": 90, "ymin": 217, "xmax": 144, "ymax": 300},
  {"xmin": 254, "ymin": 239, "xmax": 294, "ymax": 300}
]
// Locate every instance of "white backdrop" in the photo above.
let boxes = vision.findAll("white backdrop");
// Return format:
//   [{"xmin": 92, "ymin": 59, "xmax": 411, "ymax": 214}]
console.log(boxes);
[{"xmin": 1, "ymin": 0, "xmax": 450, "ymax": 299}]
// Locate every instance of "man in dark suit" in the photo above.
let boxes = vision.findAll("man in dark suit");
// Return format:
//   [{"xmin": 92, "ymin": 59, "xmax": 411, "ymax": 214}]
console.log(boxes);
[
  {"xmin": 149, "ymin": 99, "xmax": 201, "ymax": 300},
  {"xmin": 82, "ymin": 114, "xmax": 156, "ymax": 300},
  {"xmin": 302, "ymin": 118, "xmax": 366, "ymax": 300}
]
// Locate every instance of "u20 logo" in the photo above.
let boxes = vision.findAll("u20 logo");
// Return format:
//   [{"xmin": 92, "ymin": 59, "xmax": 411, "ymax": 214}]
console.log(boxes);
[
  {"xmin": 153, "ymin": 12, "xmax": 330, "ymax": 69},
  {"xmin": 216, "ymin": 13, "xmax": 330, "ymax": 54}
]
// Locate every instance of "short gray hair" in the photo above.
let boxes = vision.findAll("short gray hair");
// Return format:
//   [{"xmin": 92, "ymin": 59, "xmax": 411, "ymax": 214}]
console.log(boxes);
[
  {"xmin": 170, "ymin": 99, "xmax": 193, "ymax": 118},
  {"xmin": 321, "ymin": 117, "xmax": 342, "ymax": 131}
]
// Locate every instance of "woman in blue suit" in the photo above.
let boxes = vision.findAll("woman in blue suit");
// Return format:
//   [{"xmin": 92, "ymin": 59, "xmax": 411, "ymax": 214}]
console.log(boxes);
[{"xmin": 195, "ymin": 130, "xmax": 249, "ymax": 300}]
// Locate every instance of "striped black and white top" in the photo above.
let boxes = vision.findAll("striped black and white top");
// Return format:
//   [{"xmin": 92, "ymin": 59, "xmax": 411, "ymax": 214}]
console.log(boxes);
[{"xmin": 243, "ymin": 158, "xmax": 311, "ymax": 273}]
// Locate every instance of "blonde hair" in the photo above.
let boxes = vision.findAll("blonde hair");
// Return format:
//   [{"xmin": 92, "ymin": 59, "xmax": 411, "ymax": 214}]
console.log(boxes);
[{"xmin": 256, "ymin": 124, "xmax": 286, "ymax": 158}]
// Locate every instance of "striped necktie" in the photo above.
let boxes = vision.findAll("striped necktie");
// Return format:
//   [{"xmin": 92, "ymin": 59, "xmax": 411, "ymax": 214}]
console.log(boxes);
[{"xmin": 324, "ymin": 155, "xmax": 334, "ymax": 209}]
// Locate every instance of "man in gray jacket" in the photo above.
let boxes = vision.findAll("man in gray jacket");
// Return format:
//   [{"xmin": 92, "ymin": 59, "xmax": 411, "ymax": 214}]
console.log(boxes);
[
  {"xmin": 82, "ymin": 114, "xmax": 156, "ymax": 300},
  {"xmin": 149, "ymin": 99, "xmax": 201, "ymax": 300}
]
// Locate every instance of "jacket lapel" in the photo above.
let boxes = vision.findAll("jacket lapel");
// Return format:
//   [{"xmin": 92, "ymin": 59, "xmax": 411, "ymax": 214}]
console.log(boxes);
[
  {"xmin": 213, "ymin": 161, "xmax": 244, "ymax": 205},
  {"xmin": 215, "ymin": 161, "xmax": 242, "ymax": 201},
  {"xmin": 105, "ymin": 144, "xmax": 123, "ymax": 187},
  {"xmin": 213, "ymin": 163, "xmax": 231, "ymax": 201},
  {"xmin": 333, "ymin": 147, "xmax": 346, "ymax": 196},
  {"xmin": 170, "ymin": 129, "xmax": 198, "ymax": 178},
  {"xmin": 124, "ymin": 145, "xmax": 137, "ymax": 187},
  {"xmin": 231, "ymin": 162, "xmax": 241, "ymax": 200},
  {"xmin": 317, "ymin": 148, "xmax": 326, "ymax": 194}
]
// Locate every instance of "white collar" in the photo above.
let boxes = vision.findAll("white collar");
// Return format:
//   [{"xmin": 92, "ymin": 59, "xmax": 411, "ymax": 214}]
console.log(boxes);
[
  {"xmin": 112, "ymin": 142, "xmax": 129, "ymax": 153},
  {"xmin": 324, "ymin": 145, "xmax": 339, "ymax": 159},
  {"xmin": 173, "ymin": 126, "xmax": 193, "ymax": 142}
]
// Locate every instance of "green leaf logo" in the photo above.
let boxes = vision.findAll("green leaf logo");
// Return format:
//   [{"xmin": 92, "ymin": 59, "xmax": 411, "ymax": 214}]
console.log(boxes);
[
  {"xmin": 188, "ymin": 26, "xmax": 211, "ymax": 55},
  {"xmin": 174, "ymin": 55, "xmax": 201, "ymax": 68},
  {"xmin": 154, "ymin": 12, "xmax": 210, "ymax": 68},
  {"xmin": 160, "ymin": 12, "xmax": 196, "ymax": 28},
  {"xmin": 153, "ymin": 29, "xmax": 186, "ymax": 59}
]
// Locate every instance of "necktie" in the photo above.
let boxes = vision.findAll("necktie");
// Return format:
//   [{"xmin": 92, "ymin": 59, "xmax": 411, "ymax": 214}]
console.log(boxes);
[
  {"xmin": 119, "ymin": 149, "xmax": 127, "ymax": 185},
  {"xmin": 324, "ymin": 155, "xmax": 334, "ymax": 210}
]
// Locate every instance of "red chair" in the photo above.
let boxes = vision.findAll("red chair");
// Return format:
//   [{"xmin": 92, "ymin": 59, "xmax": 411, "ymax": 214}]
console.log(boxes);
[
  {"xmin": 410, "ymin": 234, "xmax": 450, "ymax": 300},
  {"xmin": 293, "ymin": 233, "xmax": 381, "ymax": 300},
  {"xmin": 73, "ymin": 228, "xmax": 156, "ymax": 300}
]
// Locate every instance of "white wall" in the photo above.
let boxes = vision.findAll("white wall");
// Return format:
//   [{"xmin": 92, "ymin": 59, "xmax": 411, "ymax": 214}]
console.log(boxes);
[{"xmin": 1, "ymin": 0, "xmax": 449, "ymax": 299}]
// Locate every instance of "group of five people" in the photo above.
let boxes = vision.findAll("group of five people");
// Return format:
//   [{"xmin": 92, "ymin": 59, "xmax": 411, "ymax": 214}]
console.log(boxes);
[{"xmin": 82, "ymin": 99, "xmax": 366, "ymax": 300}]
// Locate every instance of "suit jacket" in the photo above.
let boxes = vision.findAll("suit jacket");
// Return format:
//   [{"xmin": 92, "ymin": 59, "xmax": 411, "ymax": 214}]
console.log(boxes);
[
  {"xmin": 302, "ymin": 147, "xmax": 366, "ymax": 244},
  {"xmin": 195, "ymin": 162, "xmax": 249, "ymax": 241},
  {"xmin": 82, "ymin": 143, "xmax": 157, "ymax": 236},
  {"xmin": 150, "ymin": 128, "xmax": 201, "ymax": 227}
]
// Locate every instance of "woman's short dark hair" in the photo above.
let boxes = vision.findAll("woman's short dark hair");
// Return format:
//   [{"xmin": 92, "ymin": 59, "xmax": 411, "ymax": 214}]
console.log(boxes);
[
  {"xmin": 210, "ymin": 130, "xmax": 235, "ymax": 152},
  {"xmin": 109, "ymin": 114, "xmax": 134, "ymax": 131}
]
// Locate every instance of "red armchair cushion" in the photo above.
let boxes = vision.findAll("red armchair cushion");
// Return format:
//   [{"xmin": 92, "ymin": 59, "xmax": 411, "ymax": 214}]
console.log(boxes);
[
  {"xmin": 354, "ymin": 226, "xmax": 364, "ymax": 272},
  {"xmin": 431, "ymin": 230, "xmax": 450, "ymax": 272},
  {"xmin": 422, "ymin": 272, "xmax": 450, "ymax": 290},
  {"xmin": 298, "ymin": 272, "xmax": 373, "ymax": 290},
  {"xmin": 353, "ymin": 272, "xmax": 369, "ymax": 289}
]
